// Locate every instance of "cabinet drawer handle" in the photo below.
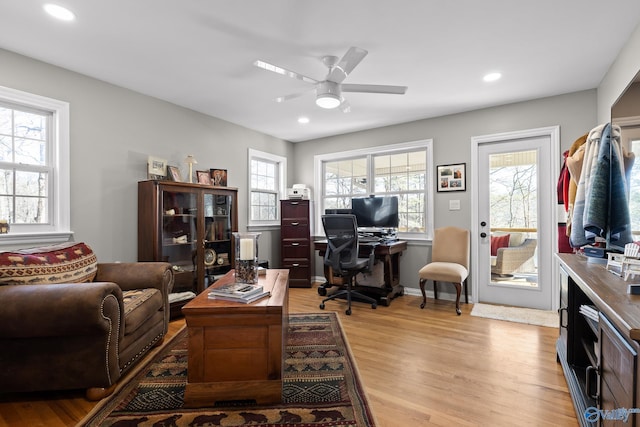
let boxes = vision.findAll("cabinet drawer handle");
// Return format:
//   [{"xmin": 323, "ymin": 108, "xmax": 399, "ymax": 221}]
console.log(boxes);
[
  {"xmin": 585, "ymin": 365, "xmax": 599, "ymax": 400},
  {"xmin": 291, "ymin": 222, "xmax": 299, "ymax": 226},
  {"xmin": 290, "ymin": 201, "xmax": 299, "ymax": 205},
  {"xmin": 292, "ymin": 263, "xmax": 300, "ymax": 267},
  {"xmin": 291, "ymin": 242, "xmax": 300, "ymax": 246}
]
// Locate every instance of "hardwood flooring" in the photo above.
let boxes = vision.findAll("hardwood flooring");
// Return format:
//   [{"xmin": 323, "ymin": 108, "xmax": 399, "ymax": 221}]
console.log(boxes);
[{"xmin": 0, "ymin": 284, "xmax": 577, "ymax": 426}]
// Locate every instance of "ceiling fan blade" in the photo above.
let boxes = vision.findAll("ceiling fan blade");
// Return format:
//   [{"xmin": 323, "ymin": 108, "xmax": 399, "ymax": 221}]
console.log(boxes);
[
  {"xmin": 342, "ymin": 83, "xmax": 407, "ymax": 95},
  {"xmin": 253, "ymin": 60, "xmax": 318, "ymax": 85},
  {"xmin": 327, "ymin": 47, "xmax": 368, "ymax": 83},
  {"xmin": 275, "ymin": 89, "xmax": 313, "ymax": 103}
]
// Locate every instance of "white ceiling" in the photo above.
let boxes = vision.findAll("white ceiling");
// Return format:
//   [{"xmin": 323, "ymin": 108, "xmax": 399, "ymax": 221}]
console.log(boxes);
[{"xmin": 1, "ymin": 1, "xmax": 640, "ymax": 142}]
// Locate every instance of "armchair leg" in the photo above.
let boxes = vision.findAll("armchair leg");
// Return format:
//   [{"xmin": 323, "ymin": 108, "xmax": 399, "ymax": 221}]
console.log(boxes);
[
  {"xmin": 419, "ymin": 278, "xmax": 427, "ymax": 309},
  {"xmin": 454, "ymin": 282, "xmax": 462, "ymax": 315},
  {"xmin": 463, "ymin": 279, "xmax": 468, "ymax": 304},
  {"xmin": 86, "ymin": 383, "xmax": 117, "ymax": 401}
]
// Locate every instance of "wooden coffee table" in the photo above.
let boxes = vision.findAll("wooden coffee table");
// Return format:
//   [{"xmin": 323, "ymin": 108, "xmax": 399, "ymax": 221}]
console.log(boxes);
[{"xmin": 181, "ymin": 269, "xmax": 289, "ymax": 407}]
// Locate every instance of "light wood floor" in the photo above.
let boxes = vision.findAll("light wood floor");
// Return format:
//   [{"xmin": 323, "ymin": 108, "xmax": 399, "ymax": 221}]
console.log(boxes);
[{"xmin": 0, "ymin": 284, "xmax": 578, "ymax": 426}]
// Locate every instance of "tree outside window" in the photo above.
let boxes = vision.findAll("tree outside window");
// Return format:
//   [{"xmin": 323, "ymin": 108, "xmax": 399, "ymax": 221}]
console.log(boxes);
[{"xmin": 0, "ymin": 105, "xmax": 51, "ymax": 225}]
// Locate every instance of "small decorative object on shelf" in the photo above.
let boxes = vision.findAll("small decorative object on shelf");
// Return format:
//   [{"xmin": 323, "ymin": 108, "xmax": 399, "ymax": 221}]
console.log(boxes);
[
  {"xmin": 233, "ymin": 232, "xmax": 260, "ymax": 283},
  {"xmin": 210, "ymin": 168, "xmax": 227, "ymax": 186},
  {"xmin": 0, "ymin": 220, "xmax": 9, "ymax": 234},
  {"xmin": 184, "ymin": 155, "xmax": 197, "ymax": 183}
]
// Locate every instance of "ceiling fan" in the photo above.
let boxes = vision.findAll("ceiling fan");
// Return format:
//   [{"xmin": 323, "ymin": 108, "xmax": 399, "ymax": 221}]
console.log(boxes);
[{"xmin": 253, "ymin": 47, "xmax": 407, "ymax": 111}]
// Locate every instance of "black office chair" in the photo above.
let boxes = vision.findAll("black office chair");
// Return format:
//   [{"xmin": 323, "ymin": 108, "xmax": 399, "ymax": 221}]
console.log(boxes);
[{"xmin": 320, "ymin": 214, "xmax": 378, "ymax": 315}]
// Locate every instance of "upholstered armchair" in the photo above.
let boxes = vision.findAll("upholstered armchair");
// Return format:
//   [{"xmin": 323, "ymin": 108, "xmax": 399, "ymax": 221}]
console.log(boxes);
[
  {"xmin": 0, "ymin": 242, "xmax": 174, "ymax": 400},
  {"xmin": 491, "ymin": 238, "xmax": 537, "ymax": 277}
]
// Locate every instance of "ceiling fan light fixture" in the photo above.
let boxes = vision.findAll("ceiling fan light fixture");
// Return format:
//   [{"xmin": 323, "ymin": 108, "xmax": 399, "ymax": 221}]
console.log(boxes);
[
  {"xmin": 315, "ymin": 81, "xmax": 342, "ymax": 109},
  {"xmin": 316, "ymin": 94, "xmax": 341, "ymax": 109}
]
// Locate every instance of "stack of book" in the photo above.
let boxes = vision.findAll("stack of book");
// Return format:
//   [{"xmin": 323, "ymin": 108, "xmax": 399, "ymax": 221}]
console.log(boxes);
[
  {"xmin": 208, "ymin": 282, "xmax": 270, "ymax": 304},
  {"xmin": 579, "ymin": 304, "xmax": 599, "ymax": 322}
]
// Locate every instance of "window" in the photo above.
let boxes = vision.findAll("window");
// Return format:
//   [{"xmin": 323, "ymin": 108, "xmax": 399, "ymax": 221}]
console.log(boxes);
[
  {"xmin": 0, "ymin": 86, "xmax": 70, "ymax": 245},
  {"xmin": 314, "ymin": 140, "xmax": 433, "ymax": 239},
  {"xmin": 248, "ymin": 148, "xmax": 286, "ymax": 227}
]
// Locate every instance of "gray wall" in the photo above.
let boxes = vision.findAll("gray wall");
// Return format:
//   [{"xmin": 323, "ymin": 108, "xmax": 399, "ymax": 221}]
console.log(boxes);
[
  {"xmin": 293, "ymin": 90, "xmax": 597, "ymax": 293},
  {"xmin": 2, "ymin": 16, "xmax": 640, "ymax": 295},
  {"xmin": 598, "ymin": 21, "xmax": 640, "ymax": 124},
  {"xmin": 0, "ymin": 48, "xmax": 292, "ymax": 263}
]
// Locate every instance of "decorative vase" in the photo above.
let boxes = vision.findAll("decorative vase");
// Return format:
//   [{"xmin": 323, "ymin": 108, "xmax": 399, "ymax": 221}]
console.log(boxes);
[{"xmin": 233, "ymin": 232, "xmax": 261, "ymax": 283}]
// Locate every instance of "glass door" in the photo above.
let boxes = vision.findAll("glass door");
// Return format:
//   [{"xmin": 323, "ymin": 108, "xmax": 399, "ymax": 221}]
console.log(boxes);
[
  {"xmin": 475, "ymin": 132, "xmax": 556, "ymax": 310},
  {"xmin": 161, "ymin": 189, "xmax": 198, "ymax": 295},
  {"xmin": 202, "ymin": 192, "xmax": 234, "ymax": 289}
]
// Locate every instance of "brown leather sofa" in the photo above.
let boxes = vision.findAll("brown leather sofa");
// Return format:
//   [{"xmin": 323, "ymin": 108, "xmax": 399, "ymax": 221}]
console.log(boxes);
[{"xmin": 0, "ymin": 243, "xmax": 174, "ymax": 400}]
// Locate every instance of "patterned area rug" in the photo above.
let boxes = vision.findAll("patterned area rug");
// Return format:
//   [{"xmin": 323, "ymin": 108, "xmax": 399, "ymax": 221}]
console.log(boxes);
[
  {"xmin": 470, "ymin": 303, "xmax": 558, "ymax": 328},
  {"xmin": 79, "ymin": 313, "xmax": 376, "ymax": 426}
]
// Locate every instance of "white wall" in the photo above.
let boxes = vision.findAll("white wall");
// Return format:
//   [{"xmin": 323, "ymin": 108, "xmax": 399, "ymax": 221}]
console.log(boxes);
[{"xmin": 0, "ymin": 48, "xmax": 292, "ymax": 263}]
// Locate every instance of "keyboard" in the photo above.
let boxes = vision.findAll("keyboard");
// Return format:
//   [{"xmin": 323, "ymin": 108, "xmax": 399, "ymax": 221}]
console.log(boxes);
[{"xmin": 358, "ymin": 236, "xmax": 381, "ymax": 243}]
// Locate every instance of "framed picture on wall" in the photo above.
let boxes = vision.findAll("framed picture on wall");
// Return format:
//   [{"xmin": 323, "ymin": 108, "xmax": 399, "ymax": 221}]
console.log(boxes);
[
  {"xmin": 436, "ymin": 163, "xmax": 466, "ymax": 192},
  {"xmin": 210, "ymin": 168, "xmax": 227, "ymax": 186}
]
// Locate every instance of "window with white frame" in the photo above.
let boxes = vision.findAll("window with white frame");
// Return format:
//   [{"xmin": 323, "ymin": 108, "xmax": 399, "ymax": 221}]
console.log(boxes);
[
  {"xmin": 314, "ymin": 140, "xmax": 433, "ymax": 239},
  {"xmin": 0, "ymin": 86, "xmax": 70, "ymax": 244},
  {"xmin": 248, "ymin": 148, "xmax": 286, "ymax": 227}
]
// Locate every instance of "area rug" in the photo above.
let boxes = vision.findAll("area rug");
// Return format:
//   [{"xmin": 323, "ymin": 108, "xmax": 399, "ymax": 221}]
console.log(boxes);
[
  {"xmin": 470, "ymin": 303, "xmax": 558, "ymax": 328},
  {"xmin": 79, "ymin": 313, "xmax": 376, "ymax": 426}
]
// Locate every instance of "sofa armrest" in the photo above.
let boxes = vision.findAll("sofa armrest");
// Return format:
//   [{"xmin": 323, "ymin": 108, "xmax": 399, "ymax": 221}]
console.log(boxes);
[
  {"xmin": 96, "ymin": 262, "xmax": 174, "ymax": 327},
  {"xmin": 0, "ymin": 282, "xmax": 123, "ymax": 338}
]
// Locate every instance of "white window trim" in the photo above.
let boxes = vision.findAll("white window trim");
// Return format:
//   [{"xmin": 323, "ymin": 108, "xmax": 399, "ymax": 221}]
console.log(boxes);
[
  {"xmin": 313, "ymin": 139, "xmax": 434, "ymax": 240},
  {"xmin": 0, "ymin": 85, "xmax": 72, "ymax": 247},
  {"xmin": 248, "ymin": 148, "xmax": 287, "ymax": 228}
]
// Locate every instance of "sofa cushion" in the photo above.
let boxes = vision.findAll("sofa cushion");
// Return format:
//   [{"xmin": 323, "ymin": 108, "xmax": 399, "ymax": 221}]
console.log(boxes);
[
  {"xmin": 122, "ymin": 288, "xmax": 163, "ymax": 335},
  {"xmin": 491, "ymin": 234, "xmax": 510, "ymax": 256},
  {"xmin": 0, "ymin": 242, "xmax": 98, "ymax": 285}
]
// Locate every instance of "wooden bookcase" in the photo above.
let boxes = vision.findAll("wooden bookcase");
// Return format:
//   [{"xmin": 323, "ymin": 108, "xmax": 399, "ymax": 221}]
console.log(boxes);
[{"xmin": 138, "ymin": 180, "xmax": 238, "ymax": 317}]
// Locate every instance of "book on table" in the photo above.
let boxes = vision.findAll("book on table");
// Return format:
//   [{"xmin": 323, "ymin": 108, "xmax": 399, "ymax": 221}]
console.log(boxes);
[
  {"xmin": 208, "ymin": 283, "xmax": 263, "ymax": 298},
  {"xmin": 209, "ymin": 290, "xmax": 271, "ymax": 304},
  {"xmin": 208, "ymin": 283, "xmax": 270, "ymax": 303}
]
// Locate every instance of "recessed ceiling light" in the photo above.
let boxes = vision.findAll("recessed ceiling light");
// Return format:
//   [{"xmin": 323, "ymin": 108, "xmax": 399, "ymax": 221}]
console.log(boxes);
[
  {"xmin": 483, "ymin": 72, "xmax": 502, "ymax": 82},
  {"xmin": 297, "ymin": 116, "xmax": 310, "ymax": 124},
  {"xmin": 43, "ymin": 4, "xmax": 76, "ymax": 21}
]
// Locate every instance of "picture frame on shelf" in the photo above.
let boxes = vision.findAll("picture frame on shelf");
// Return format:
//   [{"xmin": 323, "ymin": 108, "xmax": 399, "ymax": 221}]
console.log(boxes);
[
  {"xmin": 436, "ymin": 163, "xmax": 466, "ymax": 192},
  {"xmin": 147, "ymin": 156, "xmax": 167, "ymax": 179},
  {"xmin": 210, "ymin": 168, "xmax": 228, "ymax": 186},
  {"xmin": 167, "ymin": 165, "xmax": 182, "ymax": 182},
  {"xmin": 197, "ymin": 170, "xmax": 212, "ymax": 185}
]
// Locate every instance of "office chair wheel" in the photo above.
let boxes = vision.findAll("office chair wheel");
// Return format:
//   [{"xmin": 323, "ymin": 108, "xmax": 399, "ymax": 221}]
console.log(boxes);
[
  {"xmin": 371, "ymin": 303, "xmax": 377, "ymax": 309},
  {"xmin": 317, "ymin": 287, "xmax": 327, "ymax": 296},
  {"xmin": 346, "ymin": 308, "xmax": 352, "ymax": 315},
  {"xmin": 319, "ymin": 303, "xmax": 325, "ymax": 310}
]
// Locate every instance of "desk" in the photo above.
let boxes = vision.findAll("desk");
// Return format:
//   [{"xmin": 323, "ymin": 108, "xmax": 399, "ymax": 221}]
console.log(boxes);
[
  {"xmin": 181, "ymin": 269, "xmax": 289, "ymax": 407},
  {"xmin": 314, "ymin": 240, "xmax": 407, "ymax": 306}
]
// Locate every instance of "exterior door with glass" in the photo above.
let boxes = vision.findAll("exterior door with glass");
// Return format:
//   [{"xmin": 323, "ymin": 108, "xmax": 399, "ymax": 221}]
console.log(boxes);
[{"xmin": 472, "ymin": 127, "xmax": 559, "ymax": 310}]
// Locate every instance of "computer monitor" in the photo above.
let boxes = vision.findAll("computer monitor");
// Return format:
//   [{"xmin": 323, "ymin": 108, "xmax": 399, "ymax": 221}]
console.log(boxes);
[{"xmin": 351, "ymin": 196, "xmax": 399, "ymax": 229}]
